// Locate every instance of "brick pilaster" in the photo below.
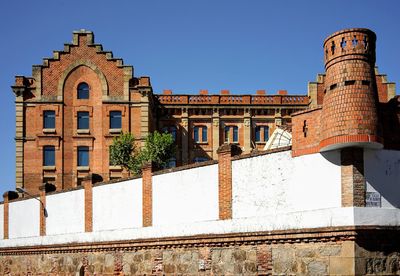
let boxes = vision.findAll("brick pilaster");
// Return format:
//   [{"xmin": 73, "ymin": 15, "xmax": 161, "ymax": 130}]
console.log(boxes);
[
  {"xmin": 142, "ymin": 163, "xmax": 153, "ymax": 227},
  {"xmin": 341, "ymin": 148, "xmax": 366, "ymax": 207},
  {"xmin": 217, "ymin": 144, "xmax": 234, "ymax": 220},
  {"xmin": 2, "ymin": 191, "xmax": 18, "ymax": 239},
  {"xmin": 83, "ymin": 175, "xmax": 93, "ymax": 232},
  {"xmin": 39, "ymin": 185, "xmax": 46, "ymax": 236}
]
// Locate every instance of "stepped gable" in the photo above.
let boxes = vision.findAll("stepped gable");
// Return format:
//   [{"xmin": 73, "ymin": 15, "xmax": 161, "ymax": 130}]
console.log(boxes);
[{"xmin": 16, "ymin": 29, "xmax": 134, "ymax": 101}]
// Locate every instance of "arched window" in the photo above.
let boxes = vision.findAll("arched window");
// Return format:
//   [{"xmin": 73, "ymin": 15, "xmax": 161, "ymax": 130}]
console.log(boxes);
[{"xmin": 77, "ymin": 82, "xmax": 89, "ymax": 99}]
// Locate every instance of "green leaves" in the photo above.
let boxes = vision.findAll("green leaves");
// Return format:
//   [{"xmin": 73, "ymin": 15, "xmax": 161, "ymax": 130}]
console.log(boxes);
[{"xmin": 109, "ymin": 131, "xmax": 175, "ymax": 176}]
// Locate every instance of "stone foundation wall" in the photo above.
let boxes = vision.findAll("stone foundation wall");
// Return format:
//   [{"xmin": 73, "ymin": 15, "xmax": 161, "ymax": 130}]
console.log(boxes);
[{"xmin": 2, "ymin": 227, "xmax": 398, "ymax": 275}]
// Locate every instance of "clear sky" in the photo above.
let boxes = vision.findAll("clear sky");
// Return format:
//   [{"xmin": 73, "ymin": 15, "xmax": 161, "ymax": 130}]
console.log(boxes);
[{"xmin": 0, "ymin": 0, "xmax": 399, "ymax": 195}]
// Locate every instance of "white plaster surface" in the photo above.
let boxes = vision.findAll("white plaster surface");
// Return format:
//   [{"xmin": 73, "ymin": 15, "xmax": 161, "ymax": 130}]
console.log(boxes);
[
  {"xmin": 1, "ymin": 207, "xmax": 399, "ymax": 248},
  {"xmin": 0, "ymin": 204, "xmax": 4, "ymax": 239},
  {"xmin": 93, "ymin": 179, "xmax": 142, "ymax": 231},
  {"xmin": 364, "ymin": 149, "xmax": 400, "ymax": 208},
  {"xmin": 153, "ymin": 164, "xmax": 219, "ymax": 225},
  {"xmin": 46, "ymin": 189, "xmax": 85, "ymax": 235},
  {"xmin": 232, "ymin": 151, "xmax": 341, "ymax": 218},
  {"xmin": 8, "ymin": 199, "xmax": 40, "ymax": 239}
]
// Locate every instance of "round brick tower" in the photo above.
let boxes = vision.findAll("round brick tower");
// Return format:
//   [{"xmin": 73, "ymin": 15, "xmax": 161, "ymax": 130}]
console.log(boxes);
[{"xmin": 319, "ymin": 28, "xmax": 382, "ymax": 151}]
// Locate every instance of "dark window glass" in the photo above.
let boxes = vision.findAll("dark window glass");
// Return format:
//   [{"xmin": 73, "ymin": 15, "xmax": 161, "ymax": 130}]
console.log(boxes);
[
  {"xmin": 233, "ymin": 126, "xmax": 238, "ymax": 142},
  {"xmin": 77, "ymin": 82, "xmax": 89, "ymax": 99},
  {"xmin": 224, "ymin": 126, "xmax": 230, "ymax": 142},
  {"xmin": 43, "ymin": 110, "xmax": 55, "ymax": 129},
  {"xmin": 194, "ymin": 127, "xmax": 199, "ymax": 142},
  {"xmin": 202, "ymin": 126, "xmax": 208, "ymax": 142},
  {"xmin": 255, "ymin": 126, "xmax": 261, "ymax": 142},
  {"xmin": 78, "ymin": 146, "xmax": 89, "ymax": 167},
  {"xmin": 110, "ymin": 111, "xmax": 122, "ymax": 129},
  {"xmin": 43, "ymin": 146, "xmax": 55, "ymax": 166},
  {"xmin": 171, "ymin": 126, "xmax": 177, "ymax": 141},
  {"xmin": 264, "ymin": 126, "xmax": 269, "ymax": 141},
  {"xmin": 77, "ymin": 111, "xmax": 89, "ymax": 129},
  {"xmin": 193, "ymin": 157, "xmax": 208, "ymax": 163}
]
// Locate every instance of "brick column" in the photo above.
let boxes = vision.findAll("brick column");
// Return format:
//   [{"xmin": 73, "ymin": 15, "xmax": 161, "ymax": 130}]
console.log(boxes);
[
  {"xmin": 83, "ymin": 175, "xmax": 93, "ymax": 232},
  {"xmin": 217, "ymin": 144, "xmax": 234, "ymax": 220},
  {"xmin": 181, "ymin": 112, "xmax": 189, "ymax": 165},
  {"xmin": 142, "ymin": 163, "xmax": 153, "ymax": 227},
  {"xmin": 2, "ymin": 191, "xmax": 18, "ymax": 239},
  {"xmin": 341, "ymin": 148, "xmax": 366, "ymax": 207},
  {"xmin": 39, "ymin": 185, "xmax": 46, "ymax": 236}
]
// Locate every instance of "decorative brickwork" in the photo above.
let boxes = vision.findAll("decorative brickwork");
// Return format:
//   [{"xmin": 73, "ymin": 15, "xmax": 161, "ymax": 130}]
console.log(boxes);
[
  {"xmin": 341, "ymin": 148, "xmax": 366, "ymax": 207},
  {"xmin": 320, "ymin": 28, "xmax": 381, "ymax": 151}
]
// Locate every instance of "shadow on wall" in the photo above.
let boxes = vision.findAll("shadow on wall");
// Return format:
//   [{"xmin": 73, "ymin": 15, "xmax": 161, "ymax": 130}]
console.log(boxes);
[{"xmin": 321, "ymin": 146, "xmax": 400, "ymax": 208}]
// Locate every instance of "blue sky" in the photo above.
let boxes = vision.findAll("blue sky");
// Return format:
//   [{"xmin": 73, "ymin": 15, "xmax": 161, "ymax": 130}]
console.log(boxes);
[{"xmin": 0, "ymin": 0, "xmax": 399, "ymax": 195}]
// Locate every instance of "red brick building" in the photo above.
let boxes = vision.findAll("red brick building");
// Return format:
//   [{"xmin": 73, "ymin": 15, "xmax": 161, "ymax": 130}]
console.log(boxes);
[{"xmin": 12, "ymin": 29, "xmax": 396, "ymax": 194}]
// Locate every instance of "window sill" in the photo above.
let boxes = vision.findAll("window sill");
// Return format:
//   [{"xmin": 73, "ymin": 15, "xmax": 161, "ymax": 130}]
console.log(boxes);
[
  {"xmin": 77, "ymin": 166, "xmax": 90, "ymax": 171},
  {"xmin": 109, "ymin": 128, "xmax": 122, "ymax": 134},
  {"xmin": 43, "ymin": 128, "xmax": 56, "ymax": 134},
  {"xmin": 109, "ymin": 165, "xmax": 123, "ymax": 171},
  {"xmin": 43, "ymin": 166, "xmax": 56, "ymax": 171},
  {"xmin": 195, "ymin": 141, "xmax": 208, "ymax": 145},
  {"xmin": 255, "ymin": 141, "xmax": 267, "ymax": 144},
  {"xmin": 77, "ymin": 129, "xmax": 90, "ymax": 134}
]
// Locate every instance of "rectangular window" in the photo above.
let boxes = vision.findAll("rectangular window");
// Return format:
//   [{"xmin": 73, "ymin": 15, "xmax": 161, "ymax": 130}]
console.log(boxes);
[
  {"xmin": 194, "ymin": 127, "xmax": 199, "ymax": 142},
  {"xmin": 78, "ymin": 146, "xmax": 89, "ymax": 167},
  {"xmin": 232, "ymin": 126, "xmax": 238, "ymax": 142},
  {"xmin": 43, "ymin": 146, "xmax": 55, "ymax": 166},
  {"xmin": 255, "ymin": 126, "xmax": 269, "ymax": 142},
  {"xmin": 110, "ymin": 111, "xmax": 122, "ymax": 129},
  {"xmin": 264, "ymin": 126, "xmax": 269, "ymax": 141},
  {"xmin": 43, "ymin": 110, "xmax": 55, "ymax": 129},
  {"xmin": 255, "ymin": 126, "xmax": 261, "ymax": 142},
  {"xmin": 201, "ymin": 126, "xmax": 208, "ymax": 142},
  {"xmin": 77, "ymin": 111, "xmax": 89, "ymax": 129},
  {"xmin": 224, "ymin": 126, "xmax": 230, "ymax": 143}
]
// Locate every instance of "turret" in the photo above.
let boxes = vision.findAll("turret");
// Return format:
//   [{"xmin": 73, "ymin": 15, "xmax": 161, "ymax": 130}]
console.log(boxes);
[{"xmin": 319, "ymin": 28, "xmax": 382, "ymax": 151}]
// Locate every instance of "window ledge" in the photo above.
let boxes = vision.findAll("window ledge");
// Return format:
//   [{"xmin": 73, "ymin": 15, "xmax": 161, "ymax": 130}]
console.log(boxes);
[
  {"xmin": 109, "ymin": 165, "xmax": 123, "ymax": 171},
  {"xmin": 43, "ymin": 166, "xmax": 56, "ymax": 171},
  {"xmin": 109, "ymin": 128, "xmax": 122, "ymax": 134},
  {"xmin": 255, "ymin": 141, "xmax": 267, "ymax": 144},
  {"xmin": 43, "ymin": 129, "xmax": 56, "ymax": 134},
  {"xmin": 77, "ymin": 166, "xmax": 90, "ymax": 171},
  {"xmin": 77, "ymin": 129, "xmax": 90, "ymax": 134},
  {"xmin": 195, "ymin": 141, "xmax": 208, "ymax": 145}
]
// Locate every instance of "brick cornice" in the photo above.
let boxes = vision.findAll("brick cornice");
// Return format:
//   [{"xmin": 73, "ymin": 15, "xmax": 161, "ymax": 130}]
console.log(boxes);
[{"xmin": 1, "ymin": 226, "xmax": 398, "ymax": 256}]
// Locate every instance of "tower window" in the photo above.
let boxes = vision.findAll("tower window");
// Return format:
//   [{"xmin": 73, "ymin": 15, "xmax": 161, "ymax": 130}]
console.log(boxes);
[
  {"xmin": 224, "ymin": 126, "xmax": 238, "ymax": 143},
  {"xmin": 77, "ymin": 111, "xmax": 89, "ymax": 129},
  {"xmin": 43, "ymin": 110, "xmax": 55, "ymax": 129},
  {"xmin": 77, "ymin": 146, "xmax": 89, "ymax": 167},
  {"xmin": 43, "ymin": 146, "xmax": 55, "ymax": 166},
  {"xmin": 110, "ymin": 111, "xmax": 122, "ymax": 129},
  {"xmin": 194, "ymin": 126, "xmax": 207, "ymax": 143},
  {"xmin": 77, "ymin": 82, "xmax": 89, "ymax": 99},
  {"xmin": 255, "ymin": 126, "xmax": 269, "ymax": 142}
]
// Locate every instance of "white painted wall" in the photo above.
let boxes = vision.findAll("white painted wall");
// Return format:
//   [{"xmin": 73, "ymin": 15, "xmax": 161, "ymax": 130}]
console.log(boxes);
[
  {"xmin": 0, "ymin": 204, "xmax": 4, "ymax": 239},
  {"xmin": 2, "ymin": 207, "xmax": 400, "ymax": 248},
  {"xmin": 93, "ymin": 179, "xmax": 142, "ymax": 231},
  {"xmin": 9, "ymin": 199, "xmax": 40, "ymax": 239},
  {"xmin": 46, "ymin": 189, "xmax": 85, "ymax": 235},
  {"xmin": 365, "ymin": 149, "xmax": 400, "ymax": 208},
  {"xmin": 153, "ymin": 164, "xmax": 219, "ymax": 225},
  {"xmin": 232, "ymin": 150, "xmax": 342, "ymax": 218}
]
